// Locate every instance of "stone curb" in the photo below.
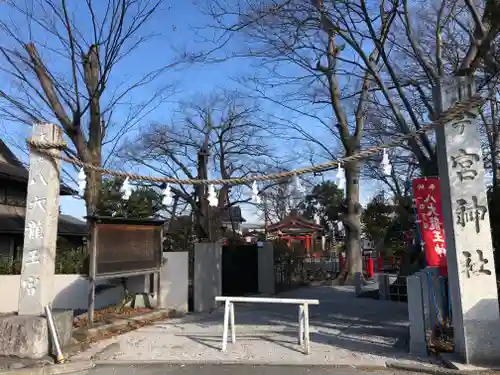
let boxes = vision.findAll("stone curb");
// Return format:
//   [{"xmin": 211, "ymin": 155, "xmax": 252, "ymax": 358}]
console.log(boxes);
[
  {"xmin": 94, "ymin": 359, "xmax": 386, "ymax": 369},
  {"xmin": 386, "ymin": 360, "xmax": 473, "ymax": 375},
  {"xmin": 73, "ymin": 310, "xmax": 172, "ymax": 341},
  {"xmin": 0, "ymin": 361, "xmax": 94, "ymax": 375}
]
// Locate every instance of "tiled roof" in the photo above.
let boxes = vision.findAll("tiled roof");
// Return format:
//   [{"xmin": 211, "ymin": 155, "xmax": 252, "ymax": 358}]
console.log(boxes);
[
  {"xmin": 0, "ymin": 213, "xmax": 87, "ymax": 236},
  {"xmin": 0, "ymin": 139, "xmax": 75, "ymax": 195},
  {"xmin": 218, "ymin": 206, "xmax": 245, "ymax": 223}
]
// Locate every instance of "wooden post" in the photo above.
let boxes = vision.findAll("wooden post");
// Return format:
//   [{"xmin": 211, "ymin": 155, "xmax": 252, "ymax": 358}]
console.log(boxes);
[{"xmin": 18, "ymin": 123, "xmax": 61, "ymax": 315}]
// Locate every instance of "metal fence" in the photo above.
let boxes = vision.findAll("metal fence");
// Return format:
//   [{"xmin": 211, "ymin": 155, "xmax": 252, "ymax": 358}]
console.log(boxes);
[
  {"xmin": 274, "ymin": 256, "xmax": 306, "ymax": 292},
  {"xmin": 300, "ymin": 254, "xmax": 380, "ymax": 281},
  {"xmin": 378, "ymin": 273, "xmax": 408, "ymax": 302}
]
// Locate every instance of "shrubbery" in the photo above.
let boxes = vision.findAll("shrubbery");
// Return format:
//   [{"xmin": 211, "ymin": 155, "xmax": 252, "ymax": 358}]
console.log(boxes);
[{"xmin": 0, "ymin": 237, "xmax": 87, "ymax": 275}]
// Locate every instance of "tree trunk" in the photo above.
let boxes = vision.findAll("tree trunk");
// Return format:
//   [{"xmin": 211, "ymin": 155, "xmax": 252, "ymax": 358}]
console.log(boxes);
[
  {"xmin": 84, "ymin": 167, "xmax": 102, "ymax": 259},
  {"xmin": 85, "ymin": 169, "xmax": 102, "ymax": 218},
  {"xmin": 339, "ymin": 160, "xmax": 363, "ymax": 285}
]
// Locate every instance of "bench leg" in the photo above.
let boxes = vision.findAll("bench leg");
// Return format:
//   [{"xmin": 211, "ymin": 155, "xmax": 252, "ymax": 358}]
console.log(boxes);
[
  {"xmin": 222, "ymin": 300, "xmax": 230, "ymax": 352},
  {"xmin": 298, "ymin": 305, "xmax": 304, "ymax": 345},
  {"xmin": 230, "ymin": 302, "xmax": 236, "ymax": 344},
  {"xmin": 303, "ymin": 303, "xmax": 310, "ymax": 355}
]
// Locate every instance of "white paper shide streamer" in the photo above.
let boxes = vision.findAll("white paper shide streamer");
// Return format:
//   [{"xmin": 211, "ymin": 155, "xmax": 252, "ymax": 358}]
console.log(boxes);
[
  {"xmin": 381, "ymin": 148, "xmax": 392, "ymax": 176},
  {"xmin": 314, "ymin": 201, "xmax": 321, "ymax": 225},
  {"xmin": 120, "ymin": 177, "xmax": 132, "ymax": 200},
  {"xmin": 336, "ymin": 163, "xmax": 346, "ymax": 190},
  {"xmin": 162, "ymin": 183, "xmax": 173, "ymax": 205},
  {"xmin": 207, "ymin": 184, "xmax": 218, "ymax": 207},
  {"xmin": 294, "ymin": 174, "xmax": 305, "ymax": 195},
  {"xmin": 77, "ymin": 168, "xmax": 86, "ymax": 197},
  {"xmin": 251, "ymin": 181, "xmax": 261, "ymax": 204},
  {"xmin": 314, "ymin": 213, "xmax": 321, "ymax": 225}
]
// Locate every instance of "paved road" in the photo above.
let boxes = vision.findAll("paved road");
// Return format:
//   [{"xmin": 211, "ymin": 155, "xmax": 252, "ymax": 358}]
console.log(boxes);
[
  {"xmin": 79, "ymin": 364, "xmax": 419, "ymax": 375},
  {"xmin": 74, "ymin": 286, "xmax": 419, "ymax": 367}
]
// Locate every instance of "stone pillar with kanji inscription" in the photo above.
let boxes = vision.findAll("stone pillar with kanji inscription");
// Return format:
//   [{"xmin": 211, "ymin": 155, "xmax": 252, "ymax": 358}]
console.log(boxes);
[
  {"xmin": 434, "ymin": 76, "xmax": 500, "ymax": 365},
  {"xmin": 18, "ymin": 123, "xmax": 61, "ymax": 315}
]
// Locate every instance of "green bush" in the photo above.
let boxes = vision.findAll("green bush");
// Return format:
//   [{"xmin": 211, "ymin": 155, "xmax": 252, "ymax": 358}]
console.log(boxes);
[
  {"xmin": 0, "ymin": 245, "xmax": 87, "ymax": 275},
  {"xmin": 55, "ymin": 247, "xmax": 87, "ymax": 274},
  {"xmin": 0, "ymin": 256, "xmax": 21, "ymax": 274}
]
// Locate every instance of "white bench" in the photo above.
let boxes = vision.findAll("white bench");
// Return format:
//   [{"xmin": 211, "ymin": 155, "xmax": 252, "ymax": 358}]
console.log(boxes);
[{"xmin": 215, "ymin": 296, "xmax": 320, "ymax": 355}]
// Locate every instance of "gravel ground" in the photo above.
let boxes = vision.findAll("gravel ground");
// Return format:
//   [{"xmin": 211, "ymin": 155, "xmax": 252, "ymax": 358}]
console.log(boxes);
[{"xmin": 71, "ymin": 286, "xmax": 434, "ymax": 367}]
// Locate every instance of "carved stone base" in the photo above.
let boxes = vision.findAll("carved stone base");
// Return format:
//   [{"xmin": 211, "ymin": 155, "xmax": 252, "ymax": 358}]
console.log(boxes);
[
  {"xmin": 0, "ymin": 310, "xmax": 73, "ymax": 359},
  {"xmin": 460, "ymin": 319, "xmax": 500, "ymax": 366}
]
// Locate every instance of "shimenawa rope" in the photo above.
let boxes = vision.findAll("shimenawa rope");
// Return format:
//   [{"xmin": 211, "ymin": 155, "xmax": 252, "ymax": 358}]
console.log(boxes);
[{"xmin": 26, "ymin": 95, "xmax": 483, "ymax": 186}]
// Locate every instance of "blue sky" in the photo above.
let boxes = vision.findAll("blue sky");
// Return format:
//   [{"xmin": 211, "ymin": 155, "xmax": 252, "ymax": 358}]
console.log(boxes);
[{"xmin": 0, "ymin": 0, "xmax": 380, "ymax": 223}]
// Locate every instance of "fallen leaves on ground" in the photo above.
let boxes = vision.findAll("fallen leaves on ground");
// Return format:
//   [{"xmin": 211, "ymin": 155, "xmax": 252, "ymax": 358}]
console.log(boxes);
[
  {"xmin": 428, "ymin": 323, "xmax": 454, "ymax": 354},
  {"xmin": 86, "ymin": 314, "xmax": 170, "ymax": 343},
  {"xmin": 71, "ymin": 308, "xmax": 178, "ymax": 350},
  {"xmin": 73, "ymin": 306, "xmax": 153, "ymax": 328}
]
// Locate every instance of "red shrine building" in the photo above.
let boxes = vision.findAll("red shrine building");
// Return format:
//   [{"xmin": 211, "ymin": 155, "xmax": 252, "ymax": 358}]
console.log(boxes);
[{"xmin": 267, "ymin": 209, "xmax": 325, "ymax": 255}]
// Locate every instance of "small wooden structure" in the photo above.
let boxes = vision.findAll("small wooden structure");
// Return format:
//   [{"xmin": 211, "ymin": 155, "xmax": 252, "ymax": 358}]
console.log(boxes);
[
  {"xmin": 267, "ymin": 209, "xmax": 324, "ymax": 254},
  {"xmin": 85, "ymin": 216, "xmax": 165, "ymax": 324}
]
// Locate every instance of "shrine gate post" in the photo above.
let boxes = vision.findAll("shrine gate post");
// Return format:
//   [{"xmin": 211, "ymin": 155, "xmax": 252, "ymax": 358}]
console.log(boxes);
[
  {"xmin": 0, "ymin": 123, "xmax": 74, "ymax": 360},
  {"xmin": 19, "ymin": 123, "xmax": 61, "ymax": 315},
  {"xmin": 434, "ymin": 75, "xmax": 500, "ymax": 365}
]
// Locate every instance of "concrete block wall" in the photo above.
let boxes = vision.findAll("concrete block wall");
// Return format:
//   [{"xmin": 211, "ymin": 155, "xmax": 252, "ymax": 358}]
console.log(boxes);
[
  {"xmin": 258, "ymin": 242, "xmax": 275, "ymax": 295},
  {"xmin": 159, "ymin": 251, "xmax": 188, "ymax": 313},
  {"xmin": 193, "ymin": 243, "xmax": 222, "ymax": 312},
  {"xmin": 407, "ymin": 267, "xmax": 445, "ymax": 356},
  {"xmin": 407, "ymin": 274, "xmax": 427, "ymax": 355},
  {"xmin": 0, "ymin": 251, "xmax": 193, "ymax": 314},
  {"xmin": 0, "ymin": 274, "xmax": 147, "ymax": 313}
]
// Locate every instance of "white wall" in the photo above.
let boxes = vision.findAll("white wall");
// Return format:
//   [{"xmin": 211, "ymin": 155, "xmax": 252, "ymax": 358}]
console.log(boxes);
[
  {"xmin": 0, "ymin": 274, "xmax": 147, "ymax": 313},
  {"xmin": 159, "ymin": 251, "xmax": 188, "ymax": 313}
]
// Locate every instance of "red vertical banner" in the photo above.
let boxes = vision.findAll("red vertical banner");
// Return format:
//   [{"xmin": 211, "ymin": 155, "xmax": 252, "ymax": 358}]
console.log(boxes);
[
  {"xmin": 367, "ymin": 258, "xmax": 374, "ymax": 278},
  {"xmin": 412, "ymin": 178, "xmax": 448, "ymax": 275}
]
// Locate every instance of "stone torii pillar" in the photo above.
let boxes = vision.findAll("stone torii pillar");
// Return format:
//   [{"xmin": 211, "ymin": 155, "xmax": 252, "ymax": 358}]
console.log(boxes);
[
  {"xmin": 0, "ymin": 123, "xmax": 73, "ymax": 360},
  {"xmin": 18, "ymin": 123, "xmax": 61, "ymax": 315},
  {"xmin": 434, "ymin": 76, "xmax": 500, "ymax": 365}
]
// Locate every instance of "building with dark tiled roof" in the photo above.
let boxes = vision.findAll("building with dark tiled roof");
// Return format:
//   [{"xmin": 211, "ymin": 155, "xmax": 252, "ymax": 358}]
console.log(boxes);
[
  {"xmin": 218, "ymin": 206, "xmax": 246, "ymax": 234},
  {"xmin": 0, "ymin": 139, "xmax": 87, "ymax": 258}
]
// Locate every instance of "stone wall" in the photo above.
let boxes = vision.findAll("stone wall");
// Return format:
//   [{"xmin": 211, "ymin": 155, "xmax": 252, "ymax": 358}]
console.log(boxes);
[
  {"xmin": 193, "ymin": 243, "xmax": 222, "ymax": 312},
  {"xmin": 159, "ymin": 251, "xmax": 188, "ymax": 313},
  {"xmin": 258, "ymin": 242, "xmax": 275, "ymax": 295}
]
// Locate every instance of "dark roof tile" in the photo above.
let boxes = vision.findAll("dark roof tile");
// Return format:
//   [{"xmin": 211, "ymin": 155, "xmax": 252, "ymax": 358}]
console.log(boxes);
[{"xmin": 0, "ymin": 213, "xmax": 87, "ymax": 236}]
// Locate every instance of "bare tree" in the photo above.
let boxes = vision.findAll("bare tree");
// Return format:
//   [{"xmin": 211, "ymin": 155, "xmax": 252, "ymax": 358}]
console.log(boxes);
[
  {"xmin": 480, "ymin": 90, "xmax": 500, "ymax": 185},
  {"xmin": 361, "ymin": 111, "xmax": 420, "ymax": 199},
  {"xmin": 121, "ymin": 93, "xmax": 279, "ymax": 239},
  {"xmin": 196, "ymin": 0, "xmax": 498, "ymax": 281},
  {"xmin": 202, "ymin": 0, "xmax": 402, "ymax": 283},
  {"xmin": 258, "ymin": 175, "xmax": 295, "ymax": 225},
  {"xmin": 360, "ymin": 0, "xmax": 499, "ymax": 194},
  {"xmin": 0, "ymin": 0, "xmax": 194, "ymax": 221}
]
